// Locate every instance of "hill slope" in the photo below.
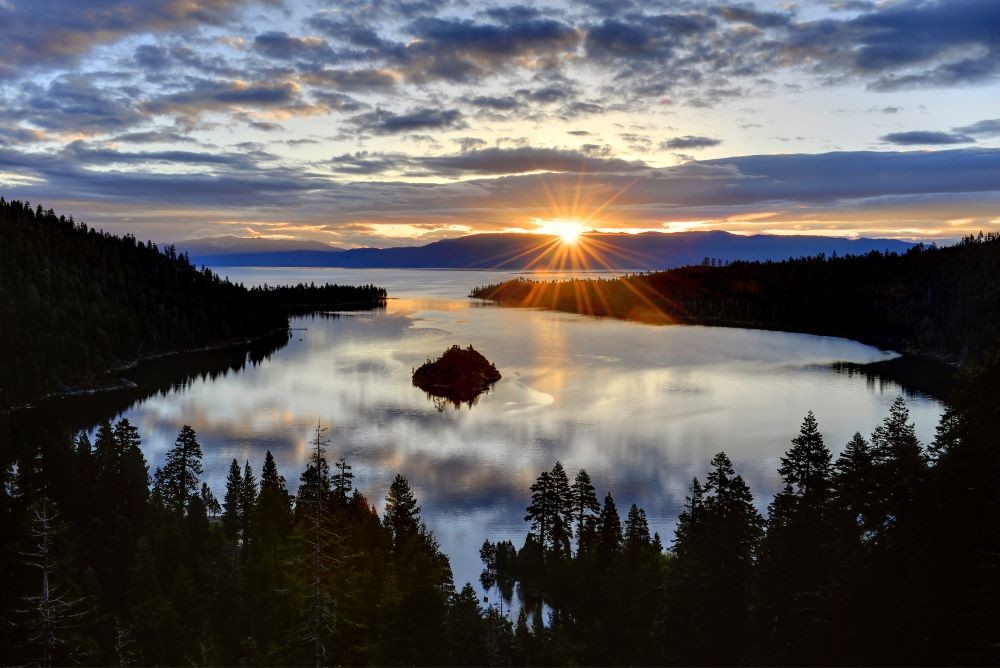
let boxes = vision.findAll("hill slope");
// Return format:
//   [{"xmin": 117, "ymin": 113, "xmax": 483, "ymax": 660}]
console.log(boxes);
[
  {"xmin": 0, "ymin": 199, "xmax": 384, "ymax": 408},
  {"xmin": 187, "ymin": 231, "xmax": 914, "ymax": 269}
]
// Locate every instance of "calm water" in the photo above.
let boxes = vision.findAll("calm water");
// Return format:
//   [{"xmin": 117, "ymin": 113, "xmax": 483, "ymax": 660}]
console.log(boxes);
[{"xmin": 94, "ymin": 268, "xmax": 944, "ymax": 591}]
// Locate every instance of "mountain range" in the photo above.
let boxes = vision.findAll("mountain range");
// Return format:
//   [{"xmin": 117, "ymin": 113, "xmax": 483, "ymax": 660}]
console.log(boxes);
[{"xmin": 177, "ymin": 231, "xmax": 916, "ymax": 270}]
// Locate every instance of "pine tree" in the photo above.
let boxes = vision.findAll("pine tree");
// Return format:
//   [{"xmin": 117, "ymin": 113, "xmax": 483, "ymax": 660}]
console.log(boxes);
[
  {"xmin": 333, "ymin": 458, "xmax": 354, "ymax": 499},
  {"xmin": 570, "ymin": 468, "xmax": 600, "ymax": 552},
  {"xmin": 525, "ymin": 470, "xmax": 553, "ymax": 554},
  {"xmin": 929, "ymin": 408, "xmax": 962, "ymax": 463},
  {"xmin": 624, "ymin": 503, "xmax": 651, "ymax": 553},
  {"xmin": 870, "ymin": 397, "xmax": 927, "ymax": 536},
  {"xmin": 779, "ymin": 411, "xmax": 833, "ymax": 506},
  {"xmin": 384, "ymin": 474, "xmax": 421, "ymax": 544},
  {"xmin": 297, "ymin": 421, "xmax": 338, "ymax": 667},
  {"xmin": 832, "ymin": 432, "xmax": 876, "ymax": 540},
  {"xmin": 256, "ymin": 450, "xmax": 292, "ymax": 564},
  {"xmin": 548, "ymin": 462, "xmax": 573, "ymax": 558},
  {"xmin": 159, "ymin": 425, "xmax": 203, "ymax": 513},
  {"xmin": 524, "ymin": 463, "xmax": 574, "ymax": 559},
  {"xmin": 240, "ymin": 460, "xmax": 257, "ymax": 552},
  {"xmin": 221, "ymin": 459, "xmax": 243, "ymax": 541},
  {"xmin": 200, "ymin": 483, "xmax": 221, "ymax": 519},
  {"xmin": 669, "ymin": 452, "xmax": 763, "ymax": 664},
  {"xmin": 596, "ymin": 492, "xmax": 623, "ymax": 565}
]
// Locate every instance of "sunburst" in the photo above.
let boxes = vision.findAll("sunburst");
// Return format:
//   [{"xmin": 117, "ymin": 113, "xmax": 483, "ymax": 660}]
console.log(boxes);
[{"xmin": 470, "ymin": 171, "xmax": 689, "ymax": 324}]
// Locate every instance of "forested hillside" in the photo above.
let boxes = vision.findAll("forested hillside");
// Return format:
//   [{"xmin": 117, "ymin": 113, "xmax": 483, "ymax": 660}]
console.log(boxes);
[
  {"xmin": 471, "ymin": 234, "xmax": 1000, "ymax": 364},
  {"xmin": 0, "ymin": 199, "xmax": 385, "ymax": 408}
]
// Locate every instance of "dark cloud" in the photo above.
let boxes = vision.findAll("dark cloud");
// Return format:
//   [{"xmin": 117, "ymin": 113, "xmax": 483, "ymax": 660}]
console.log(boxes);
[
  {"xmin": 716, "ymin": 4, "xmax": 793, "ymax": 29},
  {"xmin": 790, "ymin": 0, "xmax": 1000, "ymax": 90},
  {"xmin": 661, "ymin": 135, "xmax": 722, "ymax": 150},
  {"xmin": 349, "ymin": 107, "xmax": 466, "ymax": 135},
  {"xmin": 329, "ymin": 146, "xmax": 647, "ymax": 176},
  {"xmin": 113, "ymin": 131, "xmax": 199, "ymax": 144},
  {"xmin": 818, "ymin": 0, "xmax": 876, "ymax": 11},
  {"xmin": 517, "ymin": 86, "xmax": 570, "ymax": 103},
  {"xmin": 11, "ymin": 75, "xmax": 146, "ymax": 135},
  {"xmin": 62, "ymin": 140, "xmax": 270, "ymax": 169},
  {"xmin": 253, "ymin": 32, "xmax": 336, "ymax": 62},
  {"xmin": 310, "ymin": 91, "xmax": 368, "ymax": 113},
  {"xmin": 453, "ymin": 137, "xmax": 488, "ymax": 152},
  {"xmin": 422, "ymin": 146, "xmax": 647, "ymax": 175},
  {"xmin": 0, "ymin": 125, "xmax": 48, "ymax": 144},
  {"xmin": 302, "ymin": 68, "xmax": 397, "ymax": 91},
  {"xmin": 881, "ymin": 131, "xmax": 974, "ymax": 146},
  {"xmin": 953, "ymin": 119, "xmax": 1000, "ymax": 137},
  {"xmin": 468, "ymin": 95, "xmax": 521, "ymax": 111},
  {"xmin": 403, "ymin": 16, "xmax": 581, "ymax": 82},
  {"xmin": 143, "ymin": 80, "xmax": 305, "ymax": 118}
]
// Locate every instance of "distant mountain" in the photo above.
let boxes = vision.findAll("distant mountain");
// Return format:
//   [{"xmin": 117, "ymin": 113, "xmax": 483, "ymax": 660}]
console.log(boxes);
[
  {"xmin": 177, "ymin": 235, "xmax": 339, "ymax": 256},
  {"xmin": 184, "ymin": 231, "xmax": 915, "ymax": 270}
]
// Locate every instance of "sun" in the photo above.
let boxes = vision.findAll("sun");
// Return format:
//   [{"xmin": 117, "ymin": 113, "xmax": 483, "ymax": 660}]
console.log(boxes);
[{"xmin": 535, "ymin": 218, "xmax": 586, "ymax": 244}]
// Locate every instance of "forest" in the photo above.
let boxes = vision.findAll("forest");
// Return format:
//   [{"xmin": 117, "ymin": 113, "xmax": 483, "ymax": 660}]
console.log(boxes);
[
  {"xmin": 0, "ymin": 198, "xmax": 386, "ymax": 408},
  {"xmin": 1, "ymin": 361, "xmax": 998, "ymax": 665},
  {"xmin": 470, "ymin": 233, "xmax": 1000, "ymax": 365}
]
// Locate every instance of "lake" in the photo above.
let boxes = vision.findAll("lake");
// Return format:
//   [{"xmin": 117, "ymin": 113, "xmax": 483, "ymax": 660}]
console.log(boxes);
[{"xmin": 66, "ymin": 268, "xmax": 947, "ymax": 591}]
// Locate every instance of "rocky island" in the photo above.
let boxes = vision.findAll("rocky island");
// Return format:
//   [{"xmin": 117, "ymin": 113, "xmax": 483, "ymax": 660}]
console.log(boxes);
[{"xmin": 412, "ymin": 345, "xmax": 502, "ymax": 408}]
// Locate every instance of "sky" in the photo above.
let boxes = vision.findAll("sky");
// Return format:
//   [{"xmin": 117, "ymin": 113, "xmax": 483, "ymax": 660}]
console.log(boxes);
[{"xmin": 1, "ymin": 0, "xmax": 999, "ymax": 248}]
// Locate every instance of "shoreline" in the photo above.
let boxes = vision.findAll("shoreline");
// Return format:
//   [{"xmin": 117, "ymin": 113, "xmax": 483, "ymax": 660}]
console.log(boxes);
[
  {"xmin": 2, "ymin": 327, "xmax": 291, "ymax": 414},
  {"xmin": 470, "ymin": 296, "xmax": 960, "ymax": 401}
]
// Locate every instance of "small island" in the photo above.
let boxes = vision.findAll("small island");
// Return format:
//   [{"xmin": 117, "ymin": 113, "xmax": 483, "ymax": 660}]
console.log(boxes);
[{"xmin": 412, "ymin": 345, "xmax": 502, "ymax": 408}]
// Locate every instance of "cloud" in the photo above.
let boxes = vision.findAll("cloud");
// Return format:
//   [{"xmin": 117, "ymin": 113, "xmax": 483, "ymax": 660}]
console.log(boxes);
[
  {"xmin": 402, "ymin": 15, "xmax": 582, "ymax": 82},
  {"xmin": 468, "ymin": 95, "xmax": 521, "ymax": 111},
  {"xmin": 661, "ymin": 135, "xmax": 722, "ymax": 150},
  {"xmin": 881, "ymin": 131, "xmax": 974, "ymax": 146},
  {"xmin": 143, "ymin": 80, "xmax": 306, "ymax": 118},
  {"xmin": 349, "ymin": 107, "xmax": 466, "ymax": 135},
  {"xmin": 301, "ymin": 68, "xmax": 398, "ymax": 91},
  {"xmin": 6, "ymin": 142, "xmax": 1000, "ymax": 247},
  {"xmin": 113, "ymin": 131, "xmax": 199, "ymax": 144},
  {"xmin": 0, "ymin": 0, "xmax": 278, "ymax": 78},
  {"xmin": 8, "ymin": 75, "xmax": 147, "ymax": 135},
  {"xmin": 329, "ymin": 146, "xmax": 648, "ymax": 176},
  {"xmin": 253, "ymin": 31, "xmax": 335, "ymax": 62},
  {"xmin": 953, "ymin": 119, "xmax": 1000, "ymax": 137}
]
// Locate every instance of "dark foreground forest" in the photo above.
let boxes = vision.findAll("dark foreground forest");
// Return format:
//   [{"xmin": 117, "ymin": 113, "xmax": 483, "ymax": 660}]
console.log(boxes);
[
  {"xmin": 1, "ymin": 367, "xmax": 998, "ymax": 665},
  {"xmin": 0, "ymin": 199, "xmax": 386, "ymax": 408},
  {"xmin": 471, "ymin": 233, "xmax": 1000, "ymax": 364}
]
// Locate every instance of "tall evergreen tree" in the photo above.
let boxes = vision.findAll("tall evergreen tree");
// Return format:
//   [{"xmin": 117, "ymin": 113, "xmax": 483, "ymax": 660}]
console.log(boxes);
[
  {"xmin": 596, "ymin": 492, "xmax": 623, "ymax": 566},
  {"xmin": 256, "ymin": 450, "xmax": 292, "ymax": 556},
  {"xmin": 384, "ymin": 474, "xmax": 421, "ymax": 544},
  {"xmin": 159, "ymin": 425, "xmax": 203, "ymax": 513},
  {"xmin": 623, "ymin": 503, "xmax": 651, "ymax": 553},
  {"xmin": 221, "ymin": 459, "xmax": 243, "ymax": 541},
  {"xmin": 240, "ymin": 460, "xmax": 257, "ymax": 553},
  {"xmin": 832, "ymin": 432, "xmax": 877, "ymax": 540},
  {"xmin": 870, "ymin": 397, "xmax": 928, "ymax": 537},
  {"xmin": 570, "ymin": 468, "xmax": 600, "ymax": 552}
]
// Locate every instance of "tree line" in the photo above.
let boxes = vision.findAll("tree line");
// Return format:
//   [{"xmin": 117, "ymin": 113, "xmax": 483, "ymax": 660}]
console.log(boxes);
[
  {"xmin": 0, "ymin": 198, "xmax": 386, "ymax": 408},
  {"xmin": 471, "ymin": 233, "xmax": 1000, "ymax": 365},
  {"xmin": 2, "ymin": 359, "xmax": 998, "ymax": 665}
]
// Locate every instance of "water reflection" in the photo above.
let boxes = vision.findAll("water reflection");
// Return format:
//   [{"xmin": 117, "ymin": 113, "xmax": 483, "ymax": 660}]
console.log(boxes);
[{"xmin": 89, "ymin": 269, "xmax": 946, "ymax": 591}]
